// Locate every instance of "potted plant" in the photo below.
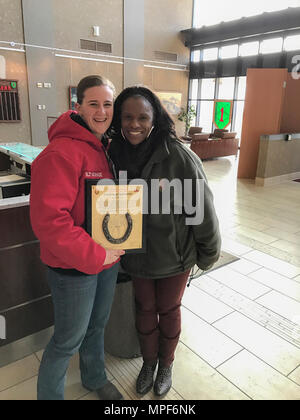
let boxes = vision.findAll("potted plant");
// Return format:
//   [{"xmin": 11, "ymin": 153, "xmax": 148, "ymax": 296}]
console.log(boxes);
[{"xmin": 177, "ymin": 105, "xmax": 197, "ymax": 136}]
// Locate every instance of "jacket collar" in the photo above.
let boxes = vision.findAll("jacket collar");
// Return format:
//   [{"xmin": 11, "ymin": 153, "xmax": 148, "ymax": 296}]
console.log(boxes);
[{"xmin": 141, "ymin": 137, "xmax": 170, "ymax": 178}]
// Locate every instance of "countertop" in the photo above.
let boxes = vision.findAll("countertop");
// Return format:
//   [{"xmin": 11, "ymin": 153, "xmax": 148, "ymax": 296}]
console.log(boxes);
[{"xmin": 0, "ymin": 194, "xmax": 29, "ymax": 210}]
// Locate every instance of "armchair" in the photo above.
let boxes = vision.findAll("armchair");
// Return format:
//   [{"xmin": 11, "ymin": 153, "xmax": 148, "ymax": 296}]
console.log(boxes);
[
  {"xmin": 181, "ymin": 126, "xmax": 203, "ymax": 142},
  {"xmin": 191, "ymin": 131, "xmax": 239, "ymax": 160}
]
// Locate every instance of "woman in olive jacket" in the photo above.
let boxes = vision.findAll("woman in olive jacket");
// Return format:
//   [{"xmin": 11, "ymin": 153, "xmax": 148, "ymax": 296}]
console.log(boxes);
[{"xmin": 109, "ymin": 86, "xmax": 221, "ymax": 397}]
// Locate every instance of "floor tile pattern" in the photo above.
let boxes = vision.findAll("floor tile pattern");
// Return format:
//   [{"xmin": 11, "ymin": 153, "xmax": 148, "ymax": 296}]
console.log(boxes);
[{"xmin": 1, "ymin": 156, "xmax": 299, "ymax": 400}]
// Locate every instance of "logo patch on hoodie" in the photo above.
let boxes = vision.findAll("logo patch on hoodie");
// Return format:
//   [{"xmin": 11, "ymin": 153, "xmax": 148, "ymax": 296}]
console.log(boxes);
[{"xmin": 85, "ymin": 171, "xmax": 103, "ymax": 178}]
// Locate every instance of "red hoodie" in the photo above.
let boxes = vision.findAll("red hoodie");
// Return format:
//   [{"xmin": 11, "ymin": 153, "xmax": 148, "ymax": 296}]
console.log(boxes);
[{"xmin": 30, "ymin": 111, "xmax": 115, "ymax": 274}]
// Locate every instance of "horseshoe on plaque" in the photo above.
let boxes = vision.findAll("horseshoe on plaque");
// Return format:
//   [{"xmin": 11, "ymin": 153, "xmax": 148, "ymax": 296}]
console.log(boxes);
[{"xmin": 102, "ymin": 212, "xmax": 133, "ymax": 244}]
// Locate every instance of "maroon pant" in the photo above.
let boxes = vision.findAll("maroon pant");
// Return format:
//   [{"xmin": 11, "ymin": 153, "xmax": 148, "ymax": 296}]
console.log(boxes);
[{"xmin": 132, "ymin": 270, "xmax": 190, "ymax": 367}]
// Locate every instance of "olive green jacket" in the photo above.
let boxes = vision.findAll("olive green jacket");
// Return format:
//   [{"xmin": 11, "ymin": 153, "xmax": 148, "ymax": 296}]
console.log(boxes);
[{"xmin": 117, "ymin": 137, "xmax": 221, "ymax": 279}]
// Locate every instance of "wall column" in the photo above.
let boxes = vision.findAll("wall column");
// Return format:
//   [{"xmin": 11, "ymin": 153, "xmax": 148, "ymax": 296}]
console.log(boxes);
[
  {"xmin": 22, "ymin": 0, "xmax": 57, "ymax": 146},
  {"xmin": 0, "ymin": 56, "xmax": 6, "ymax": 79},
  {"xmin": 123, "ymin": 0, "xmax": 144, "ymax": 87}
]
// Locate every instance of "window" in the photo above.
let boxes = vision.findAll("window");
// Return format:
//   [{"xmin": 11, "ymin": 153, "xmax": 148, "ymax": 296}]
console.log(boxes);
[
  {"xmin": 239, "ymin": 41, "xmax": 259, "ymax": 57},
  {"xmin": 220, "ymin": 44, "xmax": 238, "ymax": 59},
  {"xmin": 203, "ymin": 48, "xmax": 218, "ymax": 61},
  {"xmin": 191, "ymin": 50, "xmax": 201, "ymax": 62},
  {"xmin": 190, "ymin": 79, "xmax": 199, "ymax": 99},
  {"xmin": 200, "ymin": 78, "xmax": 216, "ymax": 99},
  {"xmin": 192, "ymin": 0, "xmax": 300, "ymax": 28},
  {"xmin": 218, "ymin": 77, "xmax": 235, "ymax": 100},
  {"xmin": 234, "ymin": 101, "xmax": 245, "ymax": 143},
  {"xmin": 237, "ymin": 77, "xmax": 246, "ymax": 100},
  {"xmin": 199, "ymin": 101, "xmax": 214, "ymax": 133},
  {"xmin": 188, "ymin": 100, "xmax": 197, "ymax": 127},
  {"xmin": 260, "ymin": 37, "xmax": 283, "ymax": 54},
  {"xmin": 188, "ymin": 76, "xmax": 246, "ymax": 139},
  {"xmin": 283, "ymin": 34, "xmax": 300, "ymax": 52}
]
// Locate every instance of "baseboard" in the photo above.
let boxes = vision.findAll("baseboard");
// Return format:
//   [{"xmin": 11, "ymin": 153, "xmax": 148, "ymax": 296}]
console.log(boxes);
[
  {"xmin": 255, "ymin": 171, "xmax": 300, "ymax": 186},
  {"xmin": 0, "ymin": 326, "xmax": 53, "ymax": 368}
]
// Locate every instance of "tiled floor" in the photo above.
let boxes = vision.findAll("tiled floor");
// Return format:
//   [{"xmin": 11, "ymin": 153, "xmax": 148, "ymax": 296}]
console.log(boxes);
[{"xmin": 1, "ymin": 156, "xmax": 300, "ymax": 400}]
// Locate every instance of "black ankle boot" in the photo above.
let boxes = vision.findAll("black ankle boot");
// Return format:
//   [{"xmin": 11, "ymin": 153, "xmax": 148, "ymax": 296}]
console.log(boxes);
[
  {"xmin": 153, "ymin": 363, "xmax": 173, "ymax": 397},
  {"xmin": 136, "ymin": 362, "xmax": 157, "ymax": 395}
]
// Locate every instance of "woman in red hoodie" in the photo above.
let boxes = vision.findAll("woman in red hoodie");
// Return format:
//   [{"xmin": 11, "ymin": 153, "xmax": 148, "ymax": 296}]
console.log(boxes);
[{"xmin": 30, "ymin": 75, "xmax": 124, "ymax": 400}]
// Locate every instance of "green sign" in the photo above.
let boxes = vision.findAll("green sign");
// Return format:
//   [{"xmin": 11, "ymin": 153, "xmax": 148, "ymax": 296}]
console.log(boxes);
[{"xmin": 213, "ymin": 100, "xmax": 232, "ymax": 129}]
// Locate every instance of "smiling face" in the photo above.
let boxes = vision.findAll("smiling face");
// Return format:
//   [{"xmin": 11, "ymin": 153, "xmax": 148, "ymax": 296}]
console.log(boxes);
[
  {"xmin": 75, "ymin": 85, "xmax": 114, "ymax": 139},
  {"xmin": 121, "ymin": 96, "xmax": 154, "ymax": 146}
]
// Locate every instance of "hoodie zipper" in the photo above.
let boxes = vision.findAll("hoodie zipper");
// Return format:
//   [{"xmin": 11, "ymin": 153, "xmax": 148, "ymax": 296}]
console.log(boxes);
[{"xmin": 103, "ymin": 144, "xmax": 117, "ymax": 179}]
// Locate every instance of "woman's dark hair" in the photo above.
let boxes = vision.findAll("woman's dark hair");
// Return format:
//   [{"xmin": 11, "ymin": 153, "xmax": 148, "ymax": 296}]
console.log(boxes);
[
  {"xmin": 76, "ymin": 75, "xmax": 115, "ymax": 104},
  {"xmin": 110, "ymin": 86, "xmax": 177, "ymax": 139}
]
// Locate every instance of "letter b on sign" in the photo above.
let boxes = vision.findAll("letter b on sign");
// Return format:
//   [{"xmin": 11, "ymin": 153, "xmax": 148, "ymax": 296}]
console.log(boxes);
[{"xmin": 0, "ymin": 315, "xmax": 6, "ymax": 339}]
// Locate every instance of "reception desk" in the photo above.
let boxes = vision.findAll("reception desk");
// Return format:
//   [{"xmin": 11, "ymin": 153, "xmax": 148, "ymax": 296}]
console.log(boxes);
[
  {"xmin": 256, "ymin": 133, "xmax": 300, "ymax": 186},
  {"xmin": 0, "ymin": 144, "xmax": 53, "ymax": 366},
  {"xmin": 0, "ymin": 141, "xmax": 137, "ymax": 366}
]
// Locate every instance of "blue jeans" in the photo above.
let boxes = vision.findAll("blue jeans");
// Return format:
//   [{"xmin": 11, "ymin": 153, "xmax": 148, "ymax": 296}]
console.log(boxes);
[{"xmin": 37, "ymin": 263, "xmax": 119, "ymax": 400}]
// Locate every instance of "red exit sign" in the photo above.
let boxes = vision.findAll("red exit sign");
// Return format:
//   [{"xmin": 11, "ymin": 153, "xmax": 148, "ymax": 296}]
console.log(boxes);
[{"xmin": 0, "ymin": 80, "xmax": 18, "ymax": 92}]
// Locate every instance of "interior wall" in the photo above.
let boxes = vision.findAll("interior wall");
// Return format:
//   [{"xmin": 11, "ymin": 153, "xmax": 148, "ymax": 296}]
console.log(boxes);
[
  {"xmin": 280, "ymin": 73, "xmax": 300, "ymax": 133},
  {"xmin": 0, "ymin": 56, "xmax": 5, "ymax": 79},
  {"xmin": 53, "ymin": 0, "xmax": 123, "ymax": 56},
  {"xmin": 0, "ymin": 0, "xmax": 31, "ymax": 144},
  {"xmin": 123, "ymin": 0, "xmax": 144, "ymax": 87},
  {"xmin": 238, "ymin": 68, "xmax": 287, "ymax": 179},
  {"xmin": 55, "ymin": 58, "xmax": 123, "ymax": 115},
  {"xmin": 22, "ymin": 0, "xmax": 59, "ymax": 146},
  {"xmin": 53, "ymin": 0, "xmax": 124, "ymax": 116},
  {"xmin": 144, "ymin": 0, "xmax": 192, "ymax": 135},
  {"xmin": 0, "ymin": 0, "xmax": 193, "ymax": 145},
  {"xmin": 144, "ymin": 67, "xmax": 190, "ymax": 135},
  {"xmin": 144, "ymin": 0, "xmax": 192, "ymax": 65},
  {"xmin": 0, "ymin": 0, "xmax": 24, "ymax": 43},
  {"xmin": 256, "ymin": 136, "xmax": 300, "ymax": 178},
  {"xmin": 0, "ymin": 52, "xmax": 32, "ymax": 144}
]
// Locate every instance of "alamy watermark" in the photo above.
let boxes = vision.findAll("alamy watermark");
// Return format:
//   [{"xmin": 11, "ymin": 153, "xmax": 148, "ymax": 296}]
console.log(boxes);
[
  {"xmin": 95, "ymin": 171, "xmax": 205, "ymax": 226},
  {"xmin": 0, "ymin": 315, "xmax": 6, "ymax": 340},
  {"xmin": 291, "ymin": 55, "xmax": 300, "ymax": 80}
]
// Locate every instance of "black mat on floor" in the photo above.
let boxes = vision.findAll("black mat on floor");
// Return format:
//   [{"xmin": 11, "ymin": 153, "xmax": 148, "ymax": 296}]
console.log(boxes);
[{"xmin": 189, "ymin": 250, "xmax": 240, "ymax": 280}]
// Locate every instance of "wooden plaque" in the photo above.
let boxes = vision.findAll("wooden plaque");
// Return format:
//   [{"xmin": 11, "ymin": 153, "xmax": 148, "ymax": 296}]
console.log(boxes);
[{"xmin": 86, "ymin": 180, "xmax": 145, "ymax": 253}]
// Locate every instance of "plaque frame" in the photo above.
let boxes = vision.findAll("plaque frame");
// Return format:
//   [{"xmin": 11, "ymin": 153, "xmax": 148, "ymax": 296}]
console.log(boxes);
[{"xmin": 85, "ymin": 179, "xmax": 146, "ymax": 254}]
